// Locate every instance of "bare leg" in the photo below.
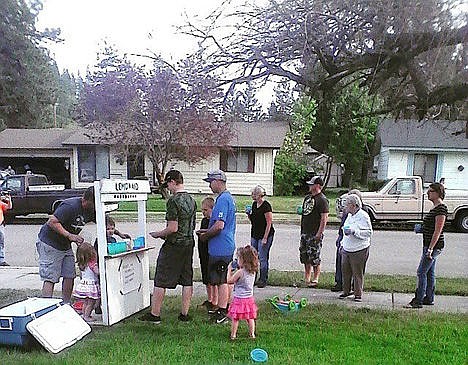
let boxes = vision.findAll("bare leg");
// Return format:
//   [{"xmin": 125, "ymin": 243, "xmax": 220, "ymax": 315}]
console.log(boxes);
[
  {"xmin": 212, "ymin": 285, "xmax": 218, "ymax": 305},
  {"xmin": 304, "ymin": 263, "xmax": 312, "ymax": 283},
  {"xmin": 248, "ymin": 319, "xmax": 256, "ymax": 338},
  {"xmin": 181, "ymin": 286, "xmax": 193, "ymax": 315},
  {"xmin": 230, "ymin": 319, "xmax": 239, "ymax": 339},
  {"xmin": 41, "ymin": 281, "xmax": 55, "ymax": 298},
  {"xmin": 83, "ymin": 298, "xmax": 96, "ymax": 320},
  {"xmin": 218, "ymin": 284, "xmax": 229, "ymax": 309},
  {"xmin": 206, "ymin": 285, "xmax": 211, "ymax": 302},
  {"xmin": 312, "ymin": 264, "xmax": 321, "ymax": 283},
  {"xmin": 151, "ymin": 287, "xmax": 166, "ymax": 316},
  {"xmin": 62, "ymin": 278, "xmax": 74, "ymax": 303}
]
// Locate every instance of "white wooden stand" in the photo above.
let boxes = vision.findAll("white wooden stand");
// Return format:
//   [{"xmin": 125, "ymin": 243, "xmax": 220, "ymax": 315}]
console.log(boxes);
[{"xmin": 93, "ymin": 180, "xmax": 151, "ymax": 326}]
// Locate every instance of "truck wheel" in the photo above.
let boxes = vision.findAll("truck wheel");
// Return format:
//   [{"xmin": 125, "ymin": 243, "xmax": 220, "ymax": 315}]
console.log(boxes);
[{"xmin": 455, "ymin": 211, "xmax": 468, "ymax": 233}]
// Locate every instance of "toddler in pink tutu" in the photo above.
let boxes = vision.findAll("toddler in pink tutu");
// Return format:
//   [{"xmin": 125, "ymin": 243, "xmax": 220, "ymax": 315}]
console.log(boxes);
[
  {"xmin": 227, "ymin": 245, "xmax": 259, "ymax": 340},
  {"xmin": 73, "ymin": 243, "xmax": 100, "ymax": 322}
]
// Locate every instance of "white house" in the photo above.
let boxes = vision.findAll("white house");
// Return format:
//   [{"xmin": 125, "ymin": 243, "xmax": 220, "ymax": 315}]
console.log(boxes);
[
  {"xmin": 0, "ymin": 122, "xmax": 288, "ymax": 195},
  {"xmin": 374, "ymin": 119, "xmax": 468, "ymax": 190}
]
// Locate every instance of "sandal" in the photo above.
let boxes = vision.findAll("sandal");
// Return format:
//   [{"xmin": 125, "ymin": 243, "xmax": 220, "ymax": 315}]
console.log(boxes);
[{"xmin": 308, "ymin": 280, "xmax": 318, "ymax": 288}]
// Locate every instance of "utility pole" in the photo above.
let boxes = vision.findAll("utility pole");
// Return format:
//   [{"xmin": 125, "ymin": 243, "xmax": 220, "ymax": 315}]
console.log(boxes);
[{"xmin": 53, "ymin": 102, "xmax": 58, "ymax": 127}]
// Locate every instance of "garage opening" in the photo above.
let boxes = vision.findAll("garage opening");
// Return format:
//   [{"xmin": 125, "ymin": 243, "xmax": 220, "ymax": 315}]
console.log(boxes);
[{"xmin": 0, "ymin": 157, "xmax": 71, "ymax": 188}]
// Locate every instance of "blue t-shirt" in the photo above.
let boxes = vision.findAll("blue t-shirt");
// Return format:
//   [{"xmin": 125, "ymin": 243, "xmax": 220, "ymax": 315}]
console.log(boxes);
[
  {"xmin": 38, "ymin": 197, "xmax": 90, "ymax": 251},
  {"xmin": 208, "ymin": 190, "xmax": 236, "ymax": 256}
]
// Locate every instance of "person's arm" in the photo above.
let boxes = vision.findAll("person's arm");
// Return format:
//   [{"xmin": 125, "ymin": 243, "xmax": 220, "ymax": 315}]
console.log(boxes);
[
  {"xmin": 315, "ymin": 212, "xmax": 329, "ymax": 240},
  {"xmin": 426, "ymin": 214, "xmax": 446, "ymax": 259},
  {"xmin": 89, "ymin": 261, "xmax": 99, "ymax": 275},
  {"xmin": 227, "ymin": 262, "xmax": 243, "ymax": 284},
  {"xmin": 150, "ymin": 220, "xmax": 178, "ymax": 239},
  {"xmin": 47, "ymin": 215, "xmax": 84, "ymax": 244},
  {"xmin": 262, "ymin": 211, "xmax": 273, "ymax": 245},
  {"xmin": 1, "ymin": 196, "xmax": 12, "ymax": 210},
  {"xmin": 114, "ymin": 228, "xmax": 131, "ymax": 239},
  {"xmin": 199, "ymin": 220, "xmax": 224, "ymax": 241},
  {"xmin": 351, "ymin": 212, "xmax": 373, "ymax": 239}
]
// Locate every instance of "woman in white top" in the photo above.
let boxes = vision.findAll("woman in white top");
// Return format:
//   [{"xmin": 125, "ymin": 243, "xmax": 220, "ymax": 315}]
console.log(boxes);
[{"xmin": 339, "ymin": 194, "xmax": 373, "ymax": 302}]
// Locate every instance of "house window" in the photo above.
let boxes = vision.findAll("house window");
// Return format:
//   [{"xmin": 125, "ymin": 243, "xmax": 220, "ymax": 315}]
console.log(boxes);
[
  {"xmin": 78, "ymin": 147, "xmax": 96, "ymax": 182},
  {"xmin": 413, "ymin": 154, "xmax": 437, "ymax": 183},
  {"xmin": 220, "ymin": 149, "xmax": 255, "ymax": 173}
]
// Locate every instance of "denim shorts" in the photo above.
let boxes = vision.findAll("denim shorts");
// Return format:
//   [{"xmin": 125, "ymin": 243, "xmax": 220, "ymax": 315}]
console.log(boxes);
[{"xmin": 36, "ymin": 240, "xmax": 76, "ymax": 283}]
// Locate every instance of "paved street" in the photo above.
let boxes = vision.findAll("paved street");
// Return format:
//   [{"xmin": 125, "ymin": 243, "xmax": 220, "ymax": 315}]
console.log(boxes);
[{"xmin": 3, "ymin": 222, "xmax": 467, "ymax": 277}]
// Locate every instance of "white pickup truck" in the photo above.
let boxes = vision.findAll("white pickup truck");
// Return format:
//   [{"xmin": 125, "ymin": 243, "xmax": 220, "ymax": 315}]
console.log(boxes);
[{"xmin": 336, "ymin": 176, "xmax": 468, "ymax": 233}]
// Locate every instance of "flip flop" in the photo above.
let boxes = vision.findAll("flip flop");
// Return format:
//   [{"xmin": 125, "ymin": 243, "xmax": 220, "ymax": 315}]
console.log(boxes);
[{"xmin": 308, "ymin": 280, "xmax": 318, "ymax": 288}]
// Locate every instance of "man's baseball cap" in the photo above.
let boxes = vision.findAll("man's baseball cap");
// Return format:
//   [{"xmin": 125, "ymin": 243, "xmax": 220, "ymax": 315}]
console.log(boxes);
[
  {"xmin": 203, "ymin": 169, "xmax": 227, "ymax": 183},
  {"xmin": 161, "ymin": 170, "xmax": 183, "ymax": 188},
  {"xmin": 306, "ymin": 176, "xmax": 324, "ymax": 186}
]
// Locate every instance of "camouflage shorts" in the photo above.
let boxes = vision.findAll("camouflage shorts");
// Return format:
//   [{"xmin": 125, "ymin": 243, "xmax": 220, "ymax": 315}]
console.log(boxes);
[{"xmin": 299, "ymin": 233, "xmax": 323, "ymax": 266}]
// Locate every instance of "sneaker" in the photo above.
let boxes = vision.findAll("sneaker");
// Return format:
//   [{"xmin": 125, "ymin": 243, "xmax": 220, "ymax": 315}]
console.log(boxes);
[
  {"xmin": 256, "ymin": 282, "xmax": 267, "ymax": 288},
  {"xmin": 139, "ymin": 312, "xmax": 161, "ymax": 324},
  {"xmin": 338, "ymin": 291, "xmax": 354, "ymax": 299},
  {"xmin": 178, "ymin": 313, "xmax": 191, "ymax": 322},
  {"xmin": 404, "ymin": 299, "xmax": 423, "ymax": 309},
  {"xmin": 331, "ymin": 284, "xmax": 343, "ymax": 292},
  {"xmin": 422, "ymin": 297, "xmax": 434, "ymax": 306},
  {"xmin": 215, "ymin": 309, "xmax": 228, "ymax": 324},
  {"xmin": 354, "ymin": 296, "xmax": 362, "ymax": 302},
  {"xmin": 0, "ymin": 262, "xmax": 10, "ymax": 266}
]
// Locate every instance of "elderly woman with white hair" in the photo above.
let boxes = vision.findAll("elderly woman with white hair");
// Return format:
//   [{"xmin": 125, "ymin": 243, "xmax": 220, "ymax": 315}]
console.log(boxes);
[{"xmin": 339, "ymin": 193, "xmax": 373, "ymax": 302}]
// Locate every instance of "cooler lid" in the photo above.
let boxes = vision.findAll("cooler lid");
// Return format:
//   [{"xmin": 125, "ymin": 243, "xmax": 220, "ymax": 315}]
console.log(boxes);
[{"xmin": 26, "ymin": 304, "xmax": 91, "ymax": 353}]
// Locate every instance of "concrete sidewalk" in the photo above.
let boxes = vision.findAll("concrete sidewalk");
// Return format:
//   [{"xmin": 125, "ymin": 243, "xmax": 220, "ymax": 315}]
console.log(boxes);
[{"xmin": 1, "ymin": 266, "xmax": 467, "ymax": 314}]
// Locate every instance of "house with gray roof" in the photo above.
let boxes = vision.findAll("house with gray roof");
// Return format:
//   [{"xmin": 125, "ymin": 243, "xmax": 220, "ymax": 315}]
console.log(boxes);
[
  {"xmin": 374, "ymin": 119, "xmax": 468, "ymax": 190},
  {"xmin": 0, "ymin": 122, "xmax": 288, "ymax": 195}
]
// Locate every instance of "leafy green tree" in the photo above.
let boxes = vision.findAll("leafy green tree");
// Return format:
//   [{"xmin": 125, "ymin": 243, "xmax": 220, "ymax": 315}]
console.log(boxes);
[
  {"xmin": 0, "ymin": 0, "xmax": 61, "ymax": 128},
  {"xmin": 308, "ymin": 83, "xmax": 381, "ymax": 187},
  {"xmin": 273, "ymin": 95, "xmax": 314, "ymax": 195}
]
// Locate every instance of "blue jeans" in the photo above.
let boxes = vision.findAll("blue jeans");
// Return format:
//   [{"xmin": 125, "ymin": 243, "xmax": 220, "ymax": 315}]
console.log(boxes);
[
  {"xmin": 251, "ymin": 234, "xmax": 274, "ymax": 284},
  {"xmin": 415, "ymin": 246, "xmax": 442, "ymax": 304},
  {"xmin": 335, "ymin": 245, "xmax": 343, "ymax": 287},
  {"xmin": 0, "ymin": 225, "xmax": 5, "ymax": 263}
]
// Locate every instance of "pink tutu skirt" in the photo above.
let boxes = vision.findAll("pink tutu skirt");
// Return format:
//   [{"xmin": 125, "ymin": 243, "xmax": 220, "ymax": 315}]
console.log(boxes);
[
  {"xmin": 73, "ymin": 280, "xmax": 100, "ymax": 300},
  {"xmin": 228, "ymin": 296, "xmax": 257, "ymax": 320}
]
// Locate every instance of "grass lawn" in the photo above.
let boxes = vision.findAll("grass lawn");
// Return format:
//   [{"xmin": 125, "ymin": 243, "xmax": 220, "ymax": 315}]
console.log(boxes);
[
  {"xmin": 0, "ymin": 293, "xmax": 466, "ymax": 365},
  {"xmin": 118, "ymin": 192, "xmax": 340, "ymax": 217}
]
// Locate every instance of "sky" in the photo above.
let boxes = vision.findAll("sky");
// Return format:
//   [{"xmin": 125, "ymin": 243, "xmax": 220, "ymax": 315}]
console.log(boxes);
[{"xmin": 36, "ymin": 0, "xmax": 227, "ymax": 75}]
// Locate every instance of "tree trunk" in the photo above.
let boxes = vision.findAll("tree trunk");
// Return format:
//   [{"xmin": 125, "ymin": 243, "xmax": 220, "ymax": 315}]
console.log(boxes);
[
  {"xmin": 342, "ymin": 168, "xmax": 353, "ymax": 188},
  {"xmin": 360, "ymin": 156, "xmax": 370, "ymax": 186}
]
